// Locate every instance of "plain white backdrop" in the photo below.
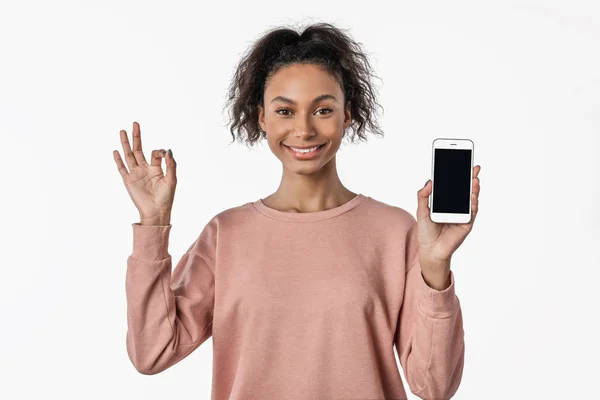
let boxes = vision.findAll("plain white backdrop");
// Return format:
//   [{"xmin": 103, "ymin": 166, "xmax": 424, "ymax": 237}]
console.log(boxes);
[{"xmin": 0, "ymin": 0, "xmax": 598, "ymax": 398}]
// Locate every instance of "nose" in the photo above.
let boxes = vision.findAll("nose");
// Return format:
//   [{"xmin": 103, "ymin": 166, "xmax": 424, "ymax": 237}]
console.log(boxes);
[{"xmin": 292, "ymin": 118, "xmax": 316, "ymax": 139}]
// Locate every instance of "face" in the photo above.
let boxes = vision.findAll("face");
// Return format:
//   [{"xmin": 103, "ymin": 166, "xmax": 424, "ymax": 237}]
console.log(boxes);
[{"xmin": 258, "ymin": 63, "xmax": 351, "ymax": 175}]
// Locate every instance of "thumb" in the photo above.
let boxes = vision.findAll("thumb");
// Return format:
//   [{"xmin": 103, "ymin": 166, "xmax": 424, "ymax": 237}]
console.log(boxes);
[{"xmin": 417, "ymin": 179, "xmax": 432, "ymax": 221}]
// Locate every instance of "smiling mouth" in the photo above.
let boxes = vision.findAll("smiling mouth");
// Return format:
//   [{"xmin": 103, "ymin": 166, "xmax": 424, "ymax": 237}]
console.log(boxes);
[
  {"xmin": 284, "ymin": 143, "xmax": 326, "ymax": 150},
  {"xmin": 283, "ymin": 143, "xmax": 327, "ymax": 158}
]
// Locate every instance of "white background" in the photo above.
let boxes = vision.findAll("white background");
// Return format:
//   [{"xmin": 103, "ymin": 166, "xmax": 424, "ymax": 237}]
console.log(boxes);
[{"xmin": 1, "ymin": 0, "xmax": 599, "ymax": 398}]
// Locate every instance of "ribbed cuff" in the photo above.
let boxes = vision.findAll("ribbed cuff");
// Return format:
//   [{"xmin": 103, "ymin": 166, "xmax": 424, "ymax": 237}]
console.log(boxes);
[
  {"xmin": 131, "ymin": 222, "xmax": 172, "ymax": 260},
  {"xmin": 418, "ymin": 270, "xmax": 458, "ymax": 319}
]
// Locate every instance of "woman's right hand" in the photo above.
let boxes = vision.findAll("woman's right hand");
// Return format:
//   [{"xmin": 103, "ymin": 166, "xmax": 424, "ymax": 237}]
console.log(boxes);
[{"xmin": 113, "ymin": 121, "xmax": 177, "ymax": 224}]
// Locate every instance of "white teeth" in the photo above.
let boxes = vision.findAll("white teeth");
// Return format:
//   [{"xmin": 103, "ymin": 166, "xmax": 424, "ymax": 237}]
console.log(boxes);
[{"xmin": 289, "ymin": 145, "xmax": 321, "ymax": 153}]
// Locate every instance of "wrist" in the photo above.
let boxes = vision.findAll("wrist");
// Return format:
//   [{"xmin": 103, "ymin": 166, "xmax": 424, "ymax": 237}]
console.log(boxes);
[
  {"xmin": 140, "ymin": 214, "xmax": 171, "ymax": 226},
  {"xmin": 420, "ymin": 258, "xmax": 452, "ymax": 291},
  {"xmin": 421, "ymin": 269, "xmax": 451, "ymax": 290},
  {"xmin": 421, "ymin": 270, "xmax": 451, "ymax": 291}
]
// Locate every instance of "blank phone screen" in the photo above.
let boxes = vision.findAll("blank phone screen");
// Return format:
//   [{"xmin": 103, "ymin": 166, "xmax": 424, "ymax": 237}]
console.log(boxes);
[{"xmin": 432, "ymin": 148, "xmax": 472, "ymax": 214}]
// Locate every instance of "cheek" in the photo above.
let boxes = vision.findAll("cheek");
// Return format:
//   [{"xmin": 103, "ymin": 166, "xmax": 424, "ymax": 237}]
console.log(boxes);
[{"xmin": 265, "ymin": 135, "xmax": 287, "ymax": 159}]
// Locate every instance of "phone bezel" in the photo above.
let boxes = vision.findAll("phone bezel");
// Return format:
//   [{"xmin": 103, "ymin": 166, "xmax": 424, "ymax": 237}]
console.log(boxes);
[{"xmin": 430, "ymin": 138, "xmax": 474, "ymax": 224}]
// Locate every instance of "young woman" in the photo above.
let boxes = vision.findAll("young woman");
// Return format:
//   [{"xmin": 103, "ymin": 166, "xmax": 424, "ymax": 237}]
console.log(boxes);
[{"xmin": 114, "ymin": 22, "xmax": 481, "ymax": 400}]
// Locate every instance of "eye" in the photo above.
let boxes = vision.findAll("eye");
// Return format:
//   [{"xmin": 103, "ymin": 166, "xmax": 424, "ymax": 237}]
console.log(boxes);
[{"xmin": 275, "ymin": 108, "xmax": 333, "ymax": 116}]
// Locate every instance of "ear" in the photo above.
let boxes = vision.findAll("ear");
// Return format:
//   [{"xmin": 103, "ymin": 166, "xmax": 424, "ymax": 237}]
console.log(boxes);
[
  {"xmin": 344, "ymin": 101, "xmax": 352, "ymax": 130},
  {"xmin": 257, "ymin": 104, "xmax": 266, "ymax": 132}
]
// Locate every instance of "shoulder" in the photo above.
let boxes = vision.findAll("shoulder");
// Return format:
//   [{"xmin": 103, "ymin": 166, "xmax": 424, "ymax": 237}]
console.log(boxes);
[
  {"xmin": 365, "ymin": 196, "xmax": 420, "ymax": 266},
  {"xmin": 363, "ymin": 195, "xmax": 417, "ymax": 229},
  {"xmin": 188, "ymin": 201, "xmax": 255, "ymax": 249},
  {"xmin": 205, "ymin": 199, "xmax": 258, "ymax": 230}
]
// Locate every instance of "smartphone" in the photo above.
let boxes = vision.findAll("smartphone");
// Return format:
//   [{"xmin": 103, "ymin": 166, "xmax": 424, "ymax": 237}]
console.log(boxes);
[{"xmin": 429, "ymin": 138, "xmax": 474, "ymax": 224}]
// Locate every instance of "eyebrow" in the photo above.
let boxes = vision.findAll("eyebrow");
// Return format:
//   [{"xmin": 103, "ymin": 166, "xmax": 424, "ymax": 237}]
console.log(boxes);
[{"xmin": 270, "ymin": 94, "xmax": 338, "ymax": 105}]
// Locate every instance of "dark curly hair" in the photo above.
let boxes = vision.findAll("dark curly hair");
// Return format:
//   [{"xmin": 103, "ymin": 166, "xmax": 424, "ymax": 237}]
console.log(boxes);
[{"xmin": 222, "ymin": 21, "xmax": 385, "ymax": 149}]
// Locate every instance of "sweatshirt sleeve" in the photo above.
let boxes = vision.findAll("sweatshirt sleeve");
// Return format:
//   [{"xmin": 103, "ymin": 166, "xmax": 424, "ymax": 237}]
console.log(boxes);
[
  {"xmin": 125, "ymin": 217, "xmax": 217, "ymax": 375},
  {"xmin": 394, "ymin": 221, "xmax": 465, "ymax": 399}
]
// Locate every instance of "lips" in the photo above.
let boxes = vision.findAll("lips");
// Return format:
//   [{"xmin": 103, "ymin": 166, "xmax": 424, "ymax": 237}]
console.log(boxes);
[
  {"xmin": 284, "ymin": 143, "xmax": 326, "ymax": 159},
  {"xmin": 284, "ymin": 144, "xmax": 326, "ymax": 150}
]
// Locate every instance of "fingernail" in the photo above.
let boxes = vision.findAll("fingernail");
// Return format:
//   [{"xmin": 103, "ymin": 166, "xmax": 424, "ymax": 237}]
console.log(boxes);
[
  {"xmin": 168, "ymin": 149, "xmax": 173, "ymax": 160},
  {"xmin": 424, "ymin": 180, "xmax": 429, "ymax": 187},
  {"xmin": 161, "ymin": 150, "xmax": 166, "ymax": 155}
]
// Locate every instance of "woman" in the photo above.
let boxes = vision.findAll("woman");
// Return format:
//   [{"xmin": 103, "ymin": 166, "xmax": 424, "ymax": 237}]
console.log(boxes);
[{"xmin": 114, "ymin": 22, "xmax": 480, "ymax": 400}]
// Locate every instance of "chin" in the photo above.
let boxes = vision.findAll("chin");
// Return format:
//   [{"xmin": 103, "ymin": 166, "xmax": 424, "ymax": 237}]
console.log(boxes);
[{"xmin": 285, "ymin": 166, "xmax": 323, "ymax": 176}]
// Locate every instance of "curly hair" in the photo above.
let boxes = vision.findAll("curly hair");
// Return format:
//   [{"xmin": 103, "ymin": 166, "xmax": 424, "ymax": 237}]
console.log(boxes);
[{"xmin": 222, "ymin": 21, "xmax": 385, "ymax": 149}]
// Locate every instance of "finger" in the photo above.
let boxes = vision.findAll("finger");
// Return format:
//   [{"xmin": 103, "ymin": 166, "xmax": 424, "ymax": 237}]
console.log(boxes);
[
  {"xmin": 164, "ymin": 149, "xmax": 177, "ymax": 183},
  {"xmin": 150, "ymin": 149, "xmax": 165, "ymax": 167},
  {"xmin": 472, "ymin": 176, "xmax": 480, "ymax": 197},
  {"xmin": 468, "ymin": 167, "xmax": 480, "ymax": 225},
  {"xmin": 113, "ymin": 150, "xmax": 129, "ymax": 178},
  {"xmin": 417, "ymin": 179, "xmax": 432, "ymax": 222},
  {"xmin": 470, "ymin": 192, "xmax": 479, "ymax": 223},
  {"xmin": 132, "ymin": 121, "xmax": 149, "ymax": 166},
  {"xmin": 120, "ymin": 129, "xmax": 138, "ymax": 170},
  {"xmin": 472, "ymin": 165, "xmax": 481, "ymax": 196}
]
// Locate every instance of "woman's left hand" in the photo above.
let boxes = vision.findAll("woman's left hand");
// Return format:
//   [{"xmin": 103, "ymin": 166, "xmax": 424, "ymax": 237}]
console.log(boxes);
[{"xmin": 416, "ymin": 165, "xmax": 481, "ymax": 290}]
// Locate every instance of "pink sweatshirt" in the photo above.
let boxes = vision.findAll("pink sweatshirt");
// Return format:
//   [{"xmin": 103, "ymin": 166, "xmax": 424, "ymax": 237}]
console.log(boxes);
[{"xmin": 125, "ymin": 193, "xmax": 465, "ymax": 399}]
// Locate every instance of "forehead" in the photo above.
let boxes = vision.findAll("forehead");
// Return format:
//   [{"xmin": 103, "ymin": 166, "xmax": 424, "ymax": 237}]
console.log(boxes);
[{"xmin": 264, "ymin": 64, "xmax": 342, "ymax": 101}]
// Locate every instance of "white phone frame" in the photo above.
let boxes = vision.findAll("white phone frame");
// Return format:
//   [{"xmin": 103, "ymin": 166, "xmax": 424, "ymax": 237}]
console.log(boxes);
[{"xmin": 429, "ymin": 138, "xmax": 474, "ymax": 224}]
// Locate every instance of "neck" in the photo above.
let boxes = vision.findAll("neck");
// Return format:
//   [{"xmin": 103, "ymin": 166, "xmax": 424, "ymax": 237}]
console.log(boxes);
[{"xmin": 263, "ymin": 156, "xmax": 357, "ymax": 213}]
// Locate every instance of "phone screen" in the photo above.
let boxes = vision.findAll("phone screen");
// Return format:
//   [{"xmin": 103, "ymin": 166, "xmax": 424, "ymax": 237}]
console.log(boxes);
[{"xmin": 432, "ymin": 148, "xmax": 472, "ymax": 214}]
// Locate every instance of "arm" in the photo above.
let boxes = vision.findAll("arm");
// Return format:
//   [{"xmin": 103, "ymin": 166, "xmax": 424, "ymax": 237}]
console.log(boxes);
[
  {"xmin": 394, "ymin": 224, "xmax": 465, "ymax": 399},
  {"xmin": 125, "ymin": 217, "xmax": 217, "ymax": 375}
]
